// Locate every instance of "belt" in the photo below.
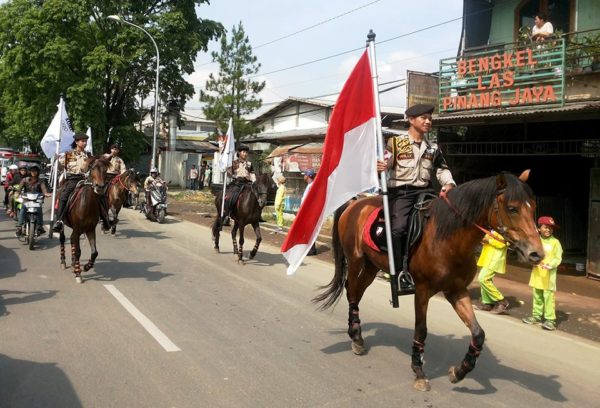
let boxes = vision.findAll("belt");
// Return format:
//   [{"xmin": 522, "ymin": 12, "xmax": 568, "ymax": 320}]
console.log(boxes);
[{"xmin": 389, "ymin": 184, "xmax": 429, "ymax": 191}]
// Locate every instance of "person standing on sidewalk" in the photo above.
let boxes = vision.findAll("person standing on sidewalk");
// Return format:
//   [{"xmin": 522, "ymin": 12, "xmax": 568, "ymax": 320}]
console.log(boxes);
[
  {"xmin": 274, "ymin": 175, "xmax": 286, "ymax": 232},
  {"xmin": 523, "ymin": 216, "xmax": 563, "ymax": 331},
  {"xmin": 476, "ymin": 229, "xmax": 509, "ymax": 313},
  {"xmin": 188, "ymin": 165, "xmax": 199, "ymax": 190}
]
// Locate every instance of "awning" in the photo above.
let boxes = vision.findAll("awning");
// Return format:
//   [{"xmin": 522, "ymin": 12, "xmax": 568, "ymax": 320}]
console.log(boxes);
[{"xmin": 267, "ymin": 142, "xmax": 323, "ymax": 158}]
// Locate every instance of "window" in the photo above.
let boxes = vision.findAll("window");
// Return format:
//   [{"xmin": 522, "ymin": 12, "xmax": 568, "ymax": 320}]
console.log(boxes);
[{"xmin": 515, "ymin": 0, "xmax": 574, "ymax": 39}]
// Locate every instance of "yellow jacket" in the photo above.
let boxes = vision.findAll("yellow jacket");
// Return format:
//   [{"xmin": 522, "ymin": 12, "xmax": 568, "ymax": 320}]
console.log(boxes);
[
  {"xmin": 477, "ymin": 230, "xmax": 507, "ymax": 273},
  {"xmin": 274, "ymin": 184, "xmax": 286, "ymax": 209},
  {"xmin": 529, "ymin": 235, "xmax": 563, "ymax": 291}
]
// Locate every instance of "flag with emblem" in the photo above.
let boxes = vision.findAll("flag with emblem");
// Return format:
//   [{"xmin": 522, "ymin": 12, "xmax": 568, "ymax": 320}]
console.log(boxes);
[
  {"xmin": 281, "ymin": 50, "xmax": 379, "ymax": 275},
  {"xmin": 40, "ymin": 97, "xmax": 75, "ymax": 159}
]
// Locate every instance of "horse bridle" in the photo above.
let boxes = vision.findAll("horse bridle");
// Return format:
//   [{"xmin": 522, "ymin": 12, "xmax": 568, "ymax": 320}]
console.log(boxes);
[
  {"xmin": 442, "ymin": 188, "xmax": 515, "ymax": 247},
  {"xmin": 113, "ymin": 171, "xmax": 137, "ymax": 193},
  {"xmin": 87, "ymin": 161, "xmax": 108, "ymax": 195},
  {"xmin": 252, "ymin": 181, "xmax": 269, "ymax": 207}
]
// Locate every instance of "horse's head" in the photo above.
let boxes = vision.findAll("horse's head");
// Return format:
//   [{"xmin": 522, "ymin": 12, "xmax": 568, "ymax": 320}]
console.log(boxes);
[
  {"xmin": 253, "ymin": 173, "xmax": 276, "ymax": 209},
  {"xmin": 88, "ymin": 156, "xmax": 110, "ymax": 195},
  {"xmin": 493, "ymin": 170, "xmax": 544, "ymax": 265},
  {"xmin": 124, "ymin": 169, "xmax": 140, "ymax": 195}
]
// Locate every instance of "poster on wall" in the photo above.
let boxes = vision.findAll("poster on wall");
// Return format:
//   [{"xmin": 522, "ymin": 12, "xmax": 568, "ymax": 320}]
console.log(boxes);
[{"xmin": 282, "ymin": 153, "xmax": 322, "ymax": 172}]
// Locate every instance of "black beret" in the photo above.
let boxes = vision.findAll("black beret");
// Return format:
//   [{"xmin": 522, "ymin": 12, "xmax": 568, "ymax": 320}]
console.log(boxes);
[
  {"xmin": 237, "ymin": 144, "xmax": 249, "ymax": 152},
  {"xmin": 73, "ymin": 132, "xmax": 89, "ymax": 141},
  {"xmin": 110, "ymin": 144, "xmax": 121, "ymax": 150},
  {"xmin": 405, "ymin": 104, "xmax": 434, "ymax": 117}
]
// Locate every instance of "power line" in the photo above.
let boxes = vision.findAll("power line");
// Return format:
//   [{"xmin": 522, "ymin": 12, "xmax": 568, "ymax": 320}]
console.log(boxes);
[
  {"xmin": 195, "ymin": 0, "xmax": 383, "ymax": 68},
  {"xmin": 254, "ymin": 0, "xmax": 382, "ymax": 49},
  {"xmin": 247, "ymin": 6, "xmax": 496, "ymax": 79}
]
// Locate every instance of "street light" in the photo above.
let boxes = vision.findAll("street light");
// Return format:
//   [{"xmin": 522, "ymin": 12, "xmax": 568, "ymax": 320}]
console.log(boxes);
[{"xmin": 107, "ymin": 15, "xmax": 160, "ymax": 171}]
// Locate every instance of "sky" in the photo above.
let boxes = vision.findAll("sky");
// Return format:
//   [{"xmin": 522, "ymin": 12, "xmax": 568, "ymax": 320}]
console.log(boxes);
[{"xmin": 186, "ymin": 0, "xmax": 464, "ymax": 116}]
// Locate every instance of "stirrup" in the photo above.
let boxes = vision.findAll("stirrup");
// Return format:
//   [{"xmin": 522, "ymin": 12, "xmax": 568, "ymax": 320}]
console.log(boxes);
[
  {"xmin": 52, "ymin": 220, "xmax": 63, "ymax": 232},
  {"xmin": 397, "ymin": 271, "xmax": 416, "ymax": 295}
]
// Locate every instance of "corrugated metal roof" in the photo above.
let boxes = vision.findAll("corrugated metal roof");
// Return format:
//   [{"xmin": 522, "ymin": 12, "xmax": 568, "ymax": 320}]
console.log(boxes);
[
  {"xmin": 158, "ymin": 139, "xmax": 218, "ymax": 153},
  {"xmin": 245, "ymin": 126, "xmax": 402, "ymax": 143},
  {"xmin": 427, "ymin": 102, "xmax": 600, "ymax": 125}
]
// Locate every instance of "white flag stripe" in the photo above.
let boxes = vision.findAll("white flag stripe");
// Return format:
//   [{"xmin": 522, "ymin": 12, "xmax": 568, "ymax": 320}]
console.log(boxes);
[
  {"xmin": 284, "ymin": 119, "xmax": 378, "ymax": 274},
  {"xmin": 218, "ymin": 118, "xmax": 235, "ymax": 172},
  {"xmin": 85, "ymin": 127, "xmax": 93, "ymax": 155}
]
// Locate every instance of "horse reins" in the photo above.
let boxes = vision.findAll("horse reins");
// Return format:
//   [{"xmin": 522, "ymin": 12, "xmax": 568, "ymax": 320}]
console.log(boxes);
[{"xmin": 441, "ymin": 190, "xmax": 512, "ymax": 246}]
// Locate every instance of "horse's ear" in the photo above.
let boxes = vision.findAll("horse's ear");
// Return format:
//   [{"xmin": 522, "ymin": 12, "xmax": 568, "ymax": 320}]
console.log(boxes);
[
  {"xmin": 518, "ymin": 169, "xmax": 530, "ymax": 182},
  {"xmin": 496, "ymin": 173, "xmax": 507, "ymax": 190}
]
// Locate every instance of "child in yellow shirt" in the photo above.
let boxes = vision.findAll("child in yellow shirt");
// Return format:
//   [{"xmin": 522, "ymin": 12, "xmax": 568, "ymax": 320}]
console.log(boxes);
[{"xmin": 522, "ymin": 216, "xmax": 563, "ymax": 331}]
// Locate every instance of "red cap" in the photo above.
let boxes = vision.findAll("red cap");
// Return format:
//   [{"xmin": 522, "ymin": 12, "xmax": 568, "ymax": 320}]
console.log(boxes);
[{"xmin": 538, "ymin": 216, "xmax": 559, "ymax": 229}]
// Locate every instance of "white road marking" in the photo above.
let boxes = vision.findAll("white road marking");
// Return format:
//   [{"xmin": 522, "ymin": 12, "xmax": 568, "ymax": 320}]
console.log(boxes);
[{"xmin": 104, "ymin": 284, "xmax": 181, "ymax": 352}]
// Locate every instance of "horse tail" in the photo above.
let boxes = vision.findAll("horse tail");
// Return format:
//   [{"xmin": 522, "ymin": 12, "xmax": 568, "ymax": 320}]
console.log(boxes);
[{"xmin": 312, "ymin": 201, "xmax": 350, "ymax": 310}]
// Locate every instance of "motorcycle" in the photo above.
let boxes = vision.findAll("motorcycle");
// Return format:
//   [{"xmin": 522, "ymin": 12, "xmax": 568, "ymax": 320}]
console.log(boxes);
[
  {"xmin": 16, "ymin": 192, "xmax": 44, "ymax": 250},
  {"xmin": 142, "ymin": 181, "xmax": 168, "ymax": 224}
]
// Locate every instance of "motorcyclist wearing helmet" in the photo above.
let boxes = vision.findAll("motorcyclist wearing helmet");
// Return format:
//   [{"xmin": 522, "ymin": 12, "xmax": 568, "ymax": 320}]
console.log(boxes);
[
  {"xmin": 144, "ymin": 168, "xmax": 165, "ymax": 217},
  {"xmin": 7, "ymin": 164, "xmax": 29, "ymax": 217},
  {"xmin": 3, "ymin": 164, "xmax": 18, "ymax": 210},
  {"xmin": 16, "ymin": 164, "xmax": 51, "ymax": 237}
]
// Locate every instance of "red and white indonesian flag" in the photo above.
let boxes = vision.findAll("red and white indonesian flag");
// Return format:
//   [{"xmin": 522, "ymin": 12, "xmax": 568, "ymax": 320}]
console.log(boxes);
[{"xmin": 282, "ymin": 50, "xmax": 379, "ymax": 275}]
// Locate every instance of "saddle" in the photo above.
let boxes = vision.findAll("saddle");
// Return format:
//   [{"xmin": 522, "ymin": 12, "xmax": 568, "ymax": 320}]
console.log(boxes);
[
  {"xmin": 224, "ymin": 182, "xmax": 251, "ymax": 216},
  {"xmin": 363, "ymin": 192, "xmax": 437, "ymax": 254}
]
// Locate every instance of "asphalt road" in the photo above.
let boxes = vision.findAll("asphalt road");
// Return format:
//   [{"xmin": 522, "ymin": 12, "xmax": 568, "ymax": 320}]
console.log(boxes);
[{"xmin": 1, "ymin": 205, "xmax": 599, "ymax": 407}]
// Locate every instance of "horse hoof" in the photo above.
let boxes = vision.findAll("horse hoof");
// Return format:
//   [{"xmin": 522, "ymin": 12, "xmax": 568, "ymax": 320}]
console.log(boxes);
[
  {"xmin": 249, "ymin": 252, "xmax": 257, "ymax": 259},
  {"xmin": 214, "ymin": 247, "xmax": 220, "ymax": 253},
  {"xmin": 75, "ymin": 276, "xmax": 83, "ymax": 284},
  {"xmin": 414, "ymin": 378, "xmax": 431, "ymax": 392},
  {"xmin": 83, "ymin": 265, "xmax": 91, "ymax": 272},
  {"xmin": 61, "ymin": 263, "xmax": 67, "ymax": 270},
  {"xmin": 237, "ymin": 259, "xmax": 245, "ymax": 265},
  {"xmin": 351, "ymin": 341, "xmax": 365, "ymax": 355},
  {"xmin": 448, "ymin": 366, "xmax": 461, "ymax": 384}
]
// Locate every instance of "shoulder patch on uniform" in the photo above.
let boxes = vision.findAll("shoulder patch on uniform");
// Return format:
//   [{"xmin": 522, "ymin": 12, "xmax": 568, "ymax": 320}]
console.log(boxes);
[{"xmin": 395, "ymin": 136, "xmax": 413, "ymax": 160}]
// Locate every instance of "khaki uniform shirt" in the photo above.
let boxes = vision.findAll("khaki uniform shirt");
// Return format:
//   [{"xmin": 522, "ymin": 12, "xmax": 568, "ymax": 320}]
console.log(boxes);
[
  {"xmin": 228, "ymin": 159, "xmax": 255, "ymax": 182},
  {"xmin": 385, "ymin": 134, "xmax": 455, "ymax": 188},
  {"xmin": 107, "ymin": 155, "xmax": 126, "ymax": 175},
  {"xmin": 58, "ymin": 149, "xmax": 90, "ymax": 176},
  {"xmin": 144, "ymin": 175, "xmax": 164, "ymax": 190}
]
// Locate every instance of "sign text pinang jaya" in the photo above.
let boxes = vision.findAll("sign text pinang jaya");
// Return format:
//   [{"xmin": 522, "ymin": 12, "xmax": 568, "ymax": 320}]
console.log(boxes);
[{"xmin": 441, "ymin": 48, "xmax": 559, "ymax": 112}]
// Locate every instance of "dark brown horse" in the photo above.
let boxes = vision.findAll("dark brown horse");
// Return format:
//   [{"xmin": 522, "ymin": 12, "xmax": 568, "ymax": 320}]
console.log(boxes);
[
  {"xmin": 313, "ymin": 171, "xmax": 544, "ymax": 391},
  {"xmin": 107, "ymin": 169, "xmax": 139, "ymax": 235},
  {"xmin": 59, "ymin": 156, "xmax": 110, "ymax": 283},
  {"xmin": 212, "ymin": 173, "xmax": 276, "ymax": 262}
]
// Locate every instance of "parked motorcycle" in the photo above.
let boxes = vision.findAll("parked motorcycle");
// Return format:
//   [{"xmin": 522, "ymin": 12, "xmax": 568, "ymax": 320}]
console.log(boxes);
[
  {"xmin": 142, "ymin": 181, "xmax": 168, "ymax": 224},
  {"xmin": 16, "ymin": 192, "xmax": 44, "ymax": 250}
]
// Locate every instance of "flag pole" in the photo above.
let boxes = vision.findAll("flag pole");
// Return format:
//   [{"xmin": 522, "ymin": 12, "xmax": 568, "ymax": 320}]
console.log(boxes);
[
  {"xmin": 220, "ymin": 172, "xmax": 228, "ymax": 219},
  {"xmin": 48, "ymin": 96, "xmax": 64, "ymax": 237},
  {"xmin": 367, "ymin": 30, "xmax": 399, "ymax": 308}
]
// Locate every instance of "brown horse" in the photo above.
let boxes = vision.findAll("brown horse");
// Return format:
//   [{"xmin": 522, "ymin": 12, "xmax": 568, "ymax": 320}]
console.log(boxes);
[
  {"xmin": 212, "ymin": 173, "xmax": 276, "ymax": 262},
  {"xmin": 59, "ymin": 156, "xmax": 109, "ymax": 283},
  {"xmin": 313, "ymin": 170, "xmax": 544, "ymax": 391},
  {"xmin": 107, "ymin": 169, "xmax": 139, "ymax": 235}
]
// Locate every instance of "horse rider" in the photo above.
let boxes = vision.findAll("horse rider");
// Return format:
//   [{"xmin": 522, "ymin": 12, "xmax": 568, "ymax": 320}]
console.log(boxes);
[
  {"xmin": 376, "ymin": 103, "xmax": 456, "ymax": 294},
  {"xmin": 16, "ymin": 164, "xmax": 51, "ymax": 237},
  {"xmin": 223, "ymin": 144, "xmax": 256, "ymax": 220},
  {"xmin": 103, "ymin": 143, "xmax": 127, "ymax": 210},
  {"xmin": 105, "ymin": 144, "xmax": 127, "ymax": 181},
  {"xmin": 52, "ymin": 132, "xmax": 111, "ymax": 233}
]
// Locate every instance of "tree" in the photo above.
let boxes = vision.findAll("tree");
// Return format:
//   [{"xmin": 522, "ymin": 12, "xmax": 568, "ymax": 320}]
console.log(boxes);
[
  {"xmin": 0, "ymin": 0, "xmax": 223, "ymax": 163},
  {"xmin": 200, "ymin": 21, "xmax": 265, "ymax": 138}
]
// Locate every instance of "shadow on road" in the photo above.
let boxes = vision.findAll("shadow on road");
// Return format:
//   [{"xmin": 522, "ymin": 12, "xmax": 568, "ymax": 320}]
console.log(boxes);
[
  {"xmin": 320, "ymin": 321, "xmax": 567, "ymax": 402},
  {"xmin": 0, "ymin": 289, "xmax": 58, "ymax": 317},
  {"xmin": 110, "ymin": 228, "xmax": 170, "ymax": 240},
  {"xmin": 83, "ymin": 260, "xmax": 173, "ymax": 282},
  {"xmin": 0, "ymin": 354, "xmax": 83, "ymax": 407},
  {"xmin": 0, "ymin": 243, "xmax": 23, "ymax": 279}
]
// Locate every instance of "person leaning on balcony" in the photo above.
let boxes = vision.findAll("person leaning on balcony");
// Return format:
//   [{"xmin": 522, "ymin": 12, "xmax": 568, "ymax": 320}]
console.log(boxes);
[{"xmin": 532, "ymin": 12, "xmax": 554, "ymax": 42}]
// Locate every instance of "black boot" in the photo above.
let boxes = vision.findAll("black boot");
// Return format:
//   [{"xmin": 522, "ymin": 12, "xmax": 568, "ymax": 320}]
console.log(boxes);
[
  {"xmin": 52, "ymin": 199, "xmax": 67, "ymax": 232},
  {"xmin": 393, "ymin": 235, "xmax": 415, "ymax": 295}
]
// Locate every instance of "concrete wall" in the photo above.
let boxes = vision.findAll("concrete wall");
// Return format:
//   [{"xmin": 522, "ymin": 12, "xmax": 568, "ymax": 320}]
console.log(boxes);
[
  {"xmin": 158, "ymin": 151, "xmax": 185, "ymax": 188},
  {"xmin": 489, "ymin": 0, "xmax": 519, "ymax": 44},
  {"xmin": 577, "ymin": 0, "xmax": 600, "ymax": 31}
]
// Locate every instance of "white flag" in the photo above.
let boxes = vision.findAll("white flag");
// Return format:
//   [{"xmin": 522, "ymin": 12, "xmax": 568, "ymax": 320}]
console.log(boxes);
[
  {"xmin": 85, "ymin": 127, "xmax": 93, "ymax": 155},
  {"xmin": 218, "ymin": 118, "xmax": 235, "ymax": 172},
  {"xmin": 40, "ymin": 97, "xmax": 75, "ymax": 159}
]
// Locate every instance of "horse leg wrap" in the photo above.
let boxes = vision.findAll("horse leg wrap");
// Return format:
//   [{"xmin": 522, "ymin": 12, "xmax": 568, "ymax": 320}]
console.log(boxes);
[
  {"xmin": 411, "ymin": 340, "xmax": 426, "ymax": 369},
  {"xmin": 347, "ymin": 304, "xmax": 361, "ymax": 340}
]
